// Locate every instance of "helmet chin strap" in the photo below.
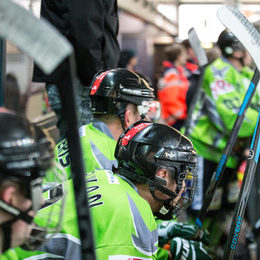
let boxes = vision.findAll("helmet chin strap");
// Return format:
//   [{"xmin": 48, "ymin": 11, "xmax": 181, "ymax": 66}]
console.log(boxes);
[
  {"xmin": 238, "ymin": 57, "xmax": 245, "ymax": 67},
  {"xmin": 118, "ymin": 165, "xmax": 178, "ymax": 220},
  {"xmin": 154, "ymin": 203, "xmax": 175, "ymax": 220},
  {"xmin": 0, "ymin": 199, "xmax": 33, "ymax": 253},
  {"xmin": 116, "ymin": 102, "xmax": 127, "ymax": 131},
  {"xmin": 149, "ymin": 183, "xmax": 178, "ymax": 220},
  {"xmin": 232, "ymin": 56, "xmax": 245, "ymax": 67},
  {"xmin": 1, "ymin": 219, "xmax": 13, "ymax": 253},
  {"xmin": 150, "ymin": 185, "xmax": 169, "ymax": 203},
  {"xmin": 151, "ymin": 194, "xmax": 175, "ymax": 220}
]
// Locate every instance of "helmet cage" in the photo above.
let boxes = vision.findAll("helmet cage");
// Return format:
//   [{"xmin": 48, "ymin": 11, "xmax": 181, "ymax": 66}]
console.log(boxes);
[{"xmin": 153, "ymin": 164, "xmax": 197, "ymax": 220}]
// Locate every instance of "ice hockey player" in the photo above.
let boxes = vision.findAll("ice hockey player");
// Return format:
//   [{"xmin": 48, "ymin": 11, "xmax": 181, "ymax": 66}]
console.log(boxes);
[
  {"xmin": 9, "ymin": 121, "xmax": 214, "ymax": 259},
  {"xmin": 56, "ymin": 68, "xmax": 160, "ymax": 178},
  {"xmin": 185, "ymin": 29, "xmax": 259, "ymax": 256},
  {"xmin": 0, "ymin": 109, "xmax": 54, "ymax": 255}
]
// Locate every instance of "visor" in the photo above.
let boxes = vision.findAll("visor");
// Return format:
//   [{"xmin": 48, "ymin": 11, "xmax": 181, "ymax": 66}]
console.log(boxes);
[{"xmin": 138, "ymin": 101, "xmax": 161, "ymax": 122}]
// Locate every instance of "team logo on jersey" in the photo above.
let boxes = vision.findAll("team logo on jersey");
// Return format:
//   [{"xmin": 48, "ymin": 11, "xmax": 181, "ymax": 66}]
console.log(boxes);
[
  {"xmin": 210, "ymin": 80, "xmax": 235, "ymax": 99},
  {"xmin": 212, "ymin": 66, "xmax": 228, "ymax": 78}
]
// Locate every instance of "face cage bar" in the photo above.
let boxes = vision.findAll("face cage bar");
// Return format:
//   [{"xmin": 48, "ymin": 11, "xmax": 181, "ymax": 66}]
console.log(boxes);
[
  {"xmin": 118, "ymin": 162, "xmax": 197, "ymax": 220},
  {"xmin": 170, "ymin": 168, "xmax": 198, "ymax": 218},
  {"xmin": 22, "ymin": 162, "xmax": 67, "ymax": 251}
]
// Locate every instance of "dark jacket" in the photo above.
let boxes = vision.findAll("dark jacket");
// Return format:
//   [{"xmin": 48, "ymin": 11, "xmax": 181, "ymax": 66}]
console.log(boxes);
[{"xmin": 33, "ymin": 0, "xmax": 120, "ymax": 86}]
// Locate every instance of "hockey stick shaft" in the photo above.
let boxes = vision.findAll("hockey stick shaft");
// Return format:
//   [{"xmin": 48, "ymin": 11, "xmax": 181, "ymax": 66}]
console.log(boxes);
[
  {"xmin": 52, "ymin": 55, "xmax": 96, "ymax": 260},
  {"xmin": 0, "ymin": 1, "xmax": 96, "ymax": 258},
  {"xmin": 184, "ymin": 28, "xmax": 208, "ymax": 137},
  {"xmin": 224, "ymin": 109, "xmax": 260, "ymax": 260},
  {"xmin": 0, "ymin": 39, "xmax": 5, "ymax": 106},
  {"xmin": 196, "ymin": 68, "xmax": 260, "ymax": 228}
]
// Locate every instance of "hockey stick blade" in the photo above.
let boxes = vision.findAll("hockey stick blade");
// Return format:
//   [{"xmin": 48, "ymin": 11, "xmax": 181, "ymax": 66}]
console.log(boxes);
[
  {"xmin": 0, "ymin": 0, "xmax": 72, "ymax": 74},
  {"xmin": 184, "ymin": 28, "xmax": 208, "ymax": 136},
  {"xmin": 188, "ymin": 28, "xmax": 208, "ymax": 67},
  {"xmin": 0, "ymin": 0, "xmax": 96, "ymax": 258},
  {"xmin": 217, "ymin": 5, "xmax": 260, "ymax": 71}
]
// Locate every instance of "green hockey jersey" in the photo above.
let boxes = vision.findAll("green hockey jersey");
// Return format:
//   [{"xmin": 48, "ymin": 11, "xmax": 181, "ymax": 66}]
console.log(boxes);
[
  {"xmin": 56, "ymin": 119, "xmax": 117, "ymax": 179},
  {"xmin": 187, "ymin": 58, "xmax": 259, "ymax": 168},
  {"xmin": 2, "ymin": 170, "xmax": 159, "ymax": 259}
]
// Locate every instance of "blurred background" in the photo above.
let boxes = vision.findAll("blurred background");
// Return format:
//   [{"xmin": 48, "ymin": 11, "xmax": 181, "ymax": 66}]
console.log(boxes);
[{"xmin": 3, "ymin": 0, "xmax": 260, "ymax": 121}]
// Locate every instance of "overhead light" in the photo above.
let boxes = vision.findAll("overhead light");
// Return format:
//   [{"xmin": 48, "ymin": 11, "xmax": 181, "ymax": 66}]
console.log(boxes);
[{"xmin": 201, "ymin": 41, "xmax": 213, "ymax": 49}]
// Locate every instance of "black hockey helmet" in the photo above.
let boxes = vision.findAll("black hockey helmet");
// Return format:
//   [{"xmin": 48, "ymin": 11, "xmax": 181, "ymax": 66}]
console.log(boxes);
[
  {"xmin": 114, "ymin": 120, "xmax": 197, "ymax": 220},
  {"xmin": 217, "ymin": 29, "xmax": 245, "ymax": 57},
  {"xmin": 0, "ymin": 112, "xmax": 53, "ymax": 179},
  {"xmin": 0, "ymin": 110, "xmax": 56, "ymax": 252},
  {"xmin": 0, "ymin": 110, "xmax": 54, "ymax": 213},
  {"xmin": 89, "ymin": 68, "xmax": 160, "ymax": 121}
]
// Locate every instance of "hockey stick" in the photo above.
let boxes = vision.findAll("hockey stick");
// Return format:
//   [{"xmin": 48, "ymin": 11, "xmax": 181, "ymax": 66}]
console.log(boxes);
[
  {"xmin": 223, "ymin": 109, "xmax": 260, "ymax": 260},
  {"xmin": 0, "ymin": 39, "xmax": 6, "ymax": 106},
  {"xmin": 0, "ymin": 1, "xmax": 72, "ymax": 75},
  {"xmin": 184, "ymin": 27, "xmax": 208, "ymax": 137},
  {"xmin": 0, "ymin": 1, "xmax": 96, "ymax": 259},
  {"xmin": 195, "ymin": 5, "xmax": 260, "ymax": 228},
  {"xmin": 50, "ymin": 56, "xmax": 96, "ymax": 260}
]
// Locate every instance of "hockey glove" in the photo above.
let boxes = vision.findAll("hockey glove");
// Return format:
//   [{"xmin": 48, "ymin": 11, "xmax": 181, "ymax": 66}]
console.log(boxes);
[
  {"xmin": 158, "ymin": 221, "xmax": 210, "ymax": 247},
  {"xmin": 170, "ymin": 237, "xmax": 214, "ymax": 260}
]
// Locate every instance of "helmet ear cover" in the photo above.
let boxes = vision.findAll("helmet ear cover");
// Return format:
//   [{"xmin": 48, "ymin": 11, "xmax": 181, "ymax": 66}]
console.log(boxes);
[{"xmin": 217, "ymin": 30, "xmax": 245, "ymax": 58}]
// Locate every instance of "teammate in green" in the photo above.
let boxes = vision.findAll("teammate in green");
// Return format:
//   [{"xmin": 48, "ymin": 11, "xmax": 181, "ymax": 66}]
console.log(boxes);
[
  {"xmin": 56, "ymin": 68, "xmax": 160, "ymax": 178},
  {"xmin": 0, "ymin": 109, "xmax": 55, "ymax": 255},
  {"xmin": 185, "ymin": 30, "xmax": 259, "ymax": 257},
  {"xmin": 4, "ymin": 121, "xmax": 213, "ymax": 259}
]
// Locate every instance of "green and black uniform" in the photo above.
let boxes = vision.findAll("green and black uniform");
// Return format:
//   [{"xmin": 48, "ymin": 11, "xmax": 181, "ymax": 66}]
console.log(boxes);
[
  {"xmin": 1, "ymin": 170, "xmax": 159, "ymax": 259},
  {"xmin": 186, "ymin": 57, "xmax": 259, "ymax": 212}
]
